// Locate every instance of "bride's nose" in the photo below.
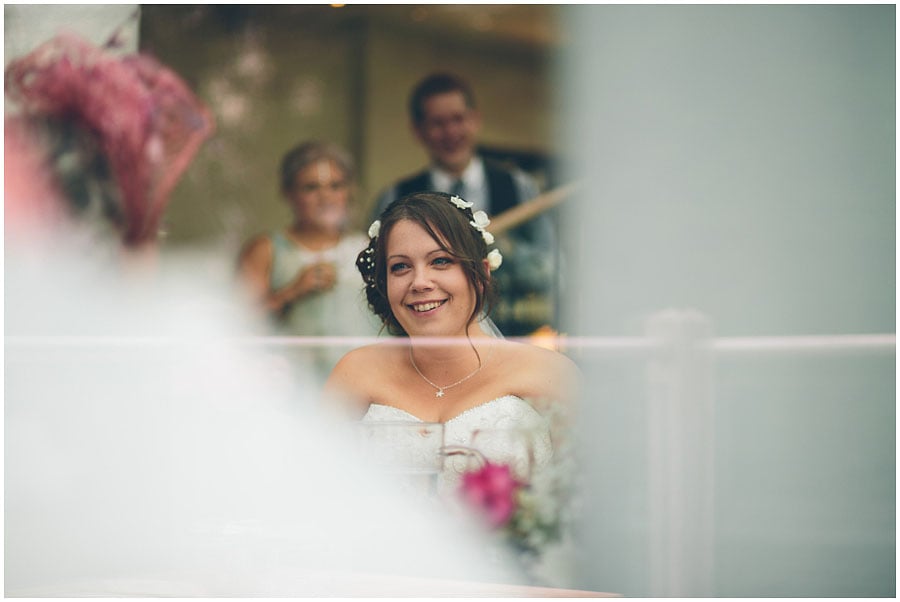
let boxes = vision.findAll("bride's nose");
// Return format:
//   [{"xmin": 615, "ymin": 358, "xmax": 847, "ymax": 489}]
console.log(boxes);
[{"xmin": 411, "ymin": 267, "xmax": 435, "ymax": 292}]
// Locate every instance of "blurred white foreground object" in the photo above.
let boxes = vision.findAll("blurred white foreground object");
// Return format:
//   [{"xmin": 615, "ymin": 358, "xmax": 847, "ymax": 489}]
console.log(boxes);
[{"xmin": 5, "ymin": 244, "xmax": 523, "ymax": 596}]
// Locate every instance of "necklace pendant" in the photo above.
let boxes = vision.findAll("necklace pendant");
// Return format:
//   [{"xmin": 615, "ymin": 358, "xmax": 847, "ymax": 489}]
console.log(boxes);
[{"xmin": 436, "ymin": 389, "xmax": 445, "ymax": 398}]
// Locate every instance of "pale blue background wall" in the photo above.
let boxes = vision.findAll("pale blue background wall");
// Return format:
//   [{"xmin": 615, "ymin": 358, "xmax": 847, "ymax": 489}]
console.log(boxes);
[{"xmin": 561, "ymin": 5, "xmax": 894, "ymax": 596}]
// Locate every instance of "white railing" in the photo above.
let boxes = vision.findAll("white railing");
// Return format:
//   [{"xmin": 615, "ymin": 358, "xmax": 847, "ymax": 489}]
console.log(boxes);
[{"xmin": 7, "ymin": 332, "xmax": 894, "ymax": 354}]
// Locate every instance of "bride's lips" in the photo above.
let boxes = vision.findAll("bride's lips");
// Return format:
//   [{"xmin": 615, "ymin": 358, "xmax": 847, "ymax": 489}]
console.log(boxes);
[{"xmin": 407, "ymin": 299, "xmax": 448, "ymax": 315}]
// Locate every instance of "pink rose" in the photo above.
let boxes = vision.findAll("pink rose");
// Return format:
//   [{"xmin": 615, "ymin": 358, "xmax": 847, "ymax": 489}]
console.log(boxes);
[{"xmin": 459, "ymin": 461, "xmax": 522, "ymax": 529}]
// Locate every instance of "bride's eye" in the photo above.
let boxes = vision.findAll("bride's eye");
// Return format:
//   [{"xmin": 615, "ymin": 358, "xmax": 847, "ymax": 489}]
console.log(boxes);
[
  {"xmin": 432, "ymin": 256, "xmax": 454, "ymax": 267},
  {"xmin": 389, "ymin": 261, "xmax": 410, "ymax": 274}
]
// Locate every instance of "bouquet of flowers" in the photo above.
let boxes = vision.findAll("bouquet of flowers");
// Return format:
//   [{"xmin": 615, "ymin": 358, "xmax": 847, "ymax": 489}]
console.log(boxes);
[{"xmin": 457, "ymin": 438, "xmax": 578, "ymax": 566}]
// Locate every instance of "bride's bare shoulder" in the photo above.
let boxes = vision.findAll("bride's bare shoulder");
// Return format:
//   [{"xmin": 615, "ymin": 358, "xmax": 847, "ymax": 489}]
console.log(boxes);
[
  {"xmin": 324, "ymin": 343, "xmax": 403, "ymax": 414},
  {"xmin": 496, "ymin": 339, "xmax": 581, "ymax": 400},
  {"xmin": 335, "ymin": 343, "xmax": 383, "ymax": 366},
  {"xmin": 330, "ymin": 343, "xmax": 401, "ymax": 379}
]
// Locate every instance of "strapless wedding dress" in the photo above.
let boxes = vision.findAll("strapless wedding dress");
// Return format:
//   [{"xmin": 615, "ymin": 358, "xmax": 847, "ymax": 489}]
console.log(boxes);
[
  {"xmin": 362, "ymin": 395, "xmax": 552, "ymax": 491},
  {"xmin": 362, "ymin": 397, "xmax": 573, "ymax": 588}
]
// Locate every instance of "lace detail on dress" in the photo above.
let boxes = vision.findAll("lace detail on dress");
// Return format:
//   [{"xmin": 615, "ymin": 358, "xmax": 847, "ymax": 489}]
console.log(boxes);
[
  {"xmin": 362, "ymin": 396, "xmax": 552, "ymax": 491},
  {"xmin": 355, "ymin": 420, "xmax": 444, "ymax": 480}
]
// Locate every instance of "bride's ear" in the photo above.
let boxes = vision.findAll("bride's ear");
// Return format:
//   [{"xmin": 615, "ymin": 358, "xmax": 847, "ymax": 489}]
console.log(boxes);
[{"xmin": 474, "ymin": 259, "xmax": 490, "ymax": 295}]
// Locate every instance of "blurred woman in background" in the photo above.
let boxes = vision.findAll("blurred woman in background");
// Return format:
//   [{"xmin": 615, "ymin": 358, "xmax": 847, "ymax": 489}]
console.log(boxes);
[{"xmin": 238, "ymin": 141, "xmax": 381, "ymax": 382}]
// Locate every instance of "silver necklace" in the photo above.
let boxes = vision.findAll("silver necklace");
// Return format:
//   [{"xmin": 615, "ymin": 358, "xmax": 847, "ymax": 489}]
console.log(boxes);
[{"xmin": 409, "ymin": 345, "xmax": 487, "ymax": 398}]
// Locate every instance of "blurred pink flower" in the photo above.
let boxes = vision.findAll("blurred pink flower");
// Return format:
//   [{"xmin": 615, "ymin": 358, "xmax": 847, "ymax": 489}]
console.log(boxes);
[
  {"xmin": 5, "ymin": 33, "xmax": 214, "ymax": 247},
  {"xmin": 459, "ymin": 461, "xmax": 522, "ymax": 529}
]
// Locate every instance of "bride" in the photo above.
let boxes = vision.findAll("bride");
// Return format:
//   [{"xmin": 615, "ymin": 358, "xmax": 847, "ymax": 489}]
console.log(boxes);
[{"xmin": 324, "ymin": 192, "xmax": 579, "ymax": 486}]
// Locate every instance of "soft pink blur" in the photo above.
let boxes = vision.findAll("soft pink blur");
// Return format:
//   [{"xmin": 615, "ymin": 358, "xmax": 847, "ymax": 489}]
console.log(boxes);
[
  {"xmin": 459, "ymin": 461, "xmax": 522, "ymax": 529},
  {"xmin": 5, "ymin": 33, "xmax": 214, "ymax": 247},
  {"xmin": 5, "ymin": 117, "xmax": 71, "ymax": 239}
]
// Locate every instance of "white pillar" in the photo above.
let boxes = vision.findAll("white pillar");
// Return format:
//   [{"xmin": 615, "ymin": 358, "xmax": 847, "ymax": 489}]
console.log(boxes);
[
  {"xmin": 5, "ymin": 4, "xmax": 140, "ymax": 66},
  {"xmin": 645, "ymin": 309, "xmax": 715, "ymax": 597}
]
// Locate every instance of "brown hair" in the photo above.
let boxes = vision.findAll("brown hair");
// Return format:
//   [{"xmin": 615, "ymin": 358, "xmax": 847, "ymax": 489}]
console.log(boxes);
[
  {"xmin": 408, "ymin": 72, "xmax": 477, "ymax": 127},
  {"xmin": 357, "ymin": 192, "xmax": 496, "ymax": 336},
  {"xmin": 279, "ymin": 140, "xmax": 355, "ymax": 195}
]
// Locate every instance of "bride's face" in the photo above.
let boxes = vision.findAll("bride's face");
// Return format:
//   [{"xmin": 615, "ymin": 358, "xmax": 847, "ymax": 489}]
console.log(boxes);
[{"xmin": 385, "ymin": 219, "xmax": 476, "ymax": 338}]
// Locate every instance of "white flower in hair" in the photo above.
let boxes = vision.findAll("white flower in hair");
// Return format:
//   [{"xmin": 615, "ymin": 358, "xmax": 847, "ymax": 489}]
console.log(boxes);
[
  {"xmin": 470, "ymin": 210, "xmax": 490, "ymax": 230},
  {"xmin": 368, "ymin": 219, "xmax": 381, "ymax": 239},
  {"xmin": 482, "ymin": 230, "xmax": 495, "ymax": 245},
  {"xmin": 450, "ymin": 195, "xmax": 473, "ymax": 210},
  {"xmin": 487, "ymin": 249, "xmax": 503, "ymax": 270}
]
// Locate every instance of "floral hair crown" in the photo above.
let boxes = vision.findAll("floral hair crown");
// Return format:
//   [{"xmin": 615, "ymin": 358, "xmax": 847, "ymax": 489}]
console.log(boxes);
[{"xmin": 362, "ymin": 195, "xmax": 503, "ymax": 279}]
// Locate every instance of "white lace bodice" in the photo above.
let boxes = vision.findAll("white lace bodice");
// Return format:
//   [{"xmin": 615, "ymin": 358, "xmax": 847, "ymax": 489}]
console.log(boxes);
[{"xmin": 361, "ymin": 396, "xmax": 552, "ymax": 490}]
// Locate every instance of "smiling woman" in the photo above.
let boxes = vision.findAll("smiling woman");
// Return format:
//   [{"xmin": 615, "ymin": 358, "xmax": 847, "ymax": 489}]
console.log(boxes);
[
  {"xmin": 324, "ymin": 190, "xmax": 579, "ymax": 462},
  {"xmin": 386, "ymin": 219, "xmax": 479, "ymax": 339},
  {"xmin": 360, "ymin": 192, "xmax": 496, "ymax": 338}
]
